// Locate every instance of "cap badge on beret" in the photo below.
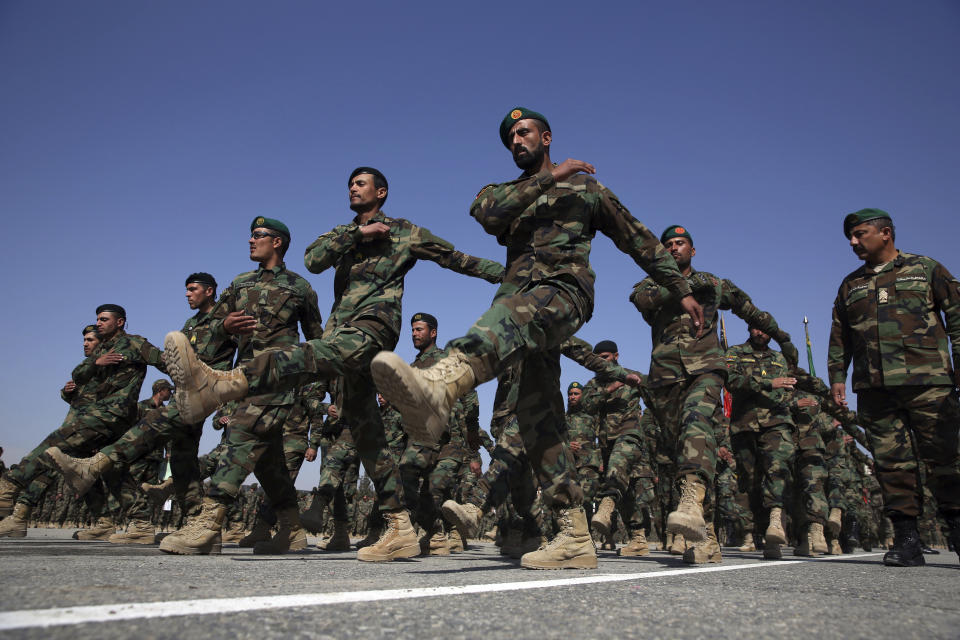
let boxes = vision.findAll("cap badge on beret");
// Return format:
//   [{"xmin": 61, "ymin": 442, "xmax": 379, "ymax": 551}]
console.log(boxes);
[
  {"xmin": 255, "ymin": 216, "xmax": 265, "ymax": 227},
  {"xmin": 674, "ymin": 226, "xmax": 685, "ymax": 234},
  {"xmin": 510, "ymin": 109, "xmax": 523, "ymax": 120}
]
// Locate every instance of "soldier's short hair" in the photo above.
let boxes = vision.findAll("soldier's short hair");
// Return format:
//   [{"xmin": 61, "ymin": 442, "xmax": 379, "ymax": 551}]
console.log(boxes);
[
  {"xmin": 864, "ymin": 217, "xmax": 895, "ymax": 242},
  {"xmin": 349, "ymin": 167, "xmax": 389, "ymax": 206}
]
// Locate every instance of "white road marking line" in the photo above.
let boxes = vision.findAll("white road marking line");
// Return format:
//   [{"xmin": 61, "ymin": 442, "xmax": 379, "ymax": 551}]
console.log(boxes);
[{"xmin": 0, "ymin": 553, "xmax": 883, "ymax": 631}]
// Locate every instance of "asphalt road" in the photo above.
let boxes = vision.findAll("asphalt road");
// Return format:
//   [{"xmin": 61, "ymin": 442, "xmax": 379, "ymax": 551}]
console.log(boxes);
[{"xmin": 2, "ymin": 528, "xmax": 958, "ymax": 639}]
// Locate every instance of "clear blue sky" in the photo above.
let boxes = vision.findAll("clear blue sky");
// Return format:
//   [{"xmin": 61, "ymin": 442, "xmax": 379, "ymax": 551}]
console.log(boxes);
[{"xmin": 1, "ymin": 1, "xmax": 957, "ymax": 489}]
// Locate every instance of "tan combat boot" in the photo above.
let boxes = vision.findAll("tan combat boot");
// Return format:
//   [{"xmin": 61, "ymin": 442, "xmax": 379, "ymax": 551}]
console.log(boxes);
[
  {"xmin": 239, "ymin": 518, "xmax": 273, "ymax": 548},
  {"xmin": 108, "ymin": 519, "xmax": 156, "ymax": 544},
  {"xmin": 370, "ymin": 349, "xmax": 481, "ymax": 444},
  {"xmin": 299, "ymin": 493, "xmax": 328, "ymax": 534},
  {"xmin": 765, "ymin": 507, "xmax": 787, "ymax": 545},
  {"xmin": 666, "ymin": 475, "xmax": 707, "ymax": 543},
  {"xmin": 254, "ymin": 507, "xmax": 307, "ymax": 555},
  {"xmin": 357, "ymin": 509, "xmax": 419, "ymax": 562},
  {"xmin": 448, "ymin": 528, "xmax": 465, "ymax": 552},
  {"xmin": 141, "ymin": 477, "xmax": 175, "ymax": 503},
  {"xmin": 159, "ymin": 497, "xmax": 226, "ymax": 555},
  {"xmin": 45, "ymin": 448, "xmax": 113, "ymax": 496},
  {"xmin": 737, "ymin": 533, "xmax": 756, "ymax": 552},
  {"xmin": 669, "ymin": 532, "xmax": 687, "ymax": 555},
  {"xmin": 827, "ymin": 538, "xmax": 842, "ymax": 555},
  {"xmin": 316, "ymin": 521, "xmax": 352, "ymax": 551},
  {"xmin": 221, "ymin": 521, "xmax": 247, "ymax": 543},
  {"xmin": 590, "ymin": 496, "xmax": 616, "ymax": 538},
  {"xmin": 683, "ymin": 522, "xmax": 722, "ymax": 564},
  {"xmin": 441, "ymin": 499, "xmax": 482, "ymax": 538},
  {"xmin": 163, "ymin": 331, "xmax": 248, "ymax": 424},
  {"xmin": 827, "ymin": 507, "xmax": 843, "ymax": 536},
  {"xmin": 75, "ymin": 516, "xmax": 117, "ymax": 540},
  {"xmin": 426, "ymin": 530, "xmax": 451, "ymax": 556},
  {"xmin": 521, "ymin": 507, "xmax": 597, "ymax": 570},
  {"xmin": 0, "ymin": 503, "xmax": 30, "ymax": 538},
  {"xmin": 0, "ymin": 476, "xmax": 20, "ymax": 518},
  {"xmin": 619, "ymin": 528, "xmax": 651, "ymax": 557},
  {"xmin": 810, "ymin": 522, "xmax": 828, "ymax": 553}
]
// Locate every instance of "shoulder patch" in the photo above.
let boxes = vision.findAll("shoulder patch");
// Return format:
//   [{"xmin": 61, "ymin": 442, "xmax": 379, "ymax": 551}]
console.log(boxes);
[{"xmin": 475, "ymin": 184, "xmax": 495, "ymax": 200}]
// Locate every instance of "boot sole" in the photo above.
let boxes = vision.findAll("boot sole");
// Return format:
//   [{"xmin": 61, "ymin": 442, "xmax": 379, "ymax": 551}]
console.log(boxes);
[
  {"xmin": 618, "ymin": 549, "xmax": 651, "ymax": 557},
  {"xmin": 159, "ymin": 540, "xmax": 222, "ymax": 555},
  {"xmin": 883, "ymin": 553, "xmax": 925, "ymax": 567},
  {"xmin": 164, "ymin": 332, "xmax": 208, "ymax": 425},
  {"xmin": 666, "ymin": 515, "xmax": 707, "ymax": 543},
  {"xmin": 370, "ymin": 353, "xmax": 446, "ymax": 444},
  {"xmin": 683, "ymin": 553, "xmax": 722, "ymax": 564},
  {"xmin": 765, "ymin": 529, "xmax": 788, "ymax": 546},
  {"xmin": 108, "ymin": 538, "xmax": 157, "ymax": 545},
  {"xmin": 45, "ymin": 448, "xmax": 99, "ymax": 496},
  {"xmin": 0, "ymin": 530, "xmax": 27, "ymax": 538},
  {"xmin": 521, "ymin": 555, "xmax": 598, "ymax": 570},
  {"xmin": 357, "ymin": 541, "xmax": 420, "ymax": 562},
  {"xmin": 440, "ymin": 502, "xmax": 480, "ymax": 538}
]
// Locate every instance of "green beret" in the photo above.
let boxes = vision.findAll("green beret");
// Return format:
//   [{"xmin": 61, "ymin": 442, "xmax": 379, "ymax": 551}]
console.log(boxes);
[
  {"xmin": 251, "ymin": 216, "xmax": 290, "ymax": 240},
  {"xmin": 660, "ymin": 224, "xmax": 693, "ymax": 245},
  {"xmin": 843, "ymin": 208, "xmax": 892, "ymax": 239},
  {"xmin": 568, "ymin": 381, "xmax": 583, "ymax": 392},
  {"xmin": 152, "ymin": 379, "xmax": 174, "ymax": 393},
  {"xmin": 96, "ymin": 304, "xmax": 126, "ymax": 318},
  {"xmin": 499, "ymin": 107, "xmax": 551, "ymax": 148},
  {"xmin": 411, "ymin": 312, "xmax": 438, "ymax": 329},
  {"xmin": 82, "ymin": 324, "xmax": 97, "ymax": 335}
]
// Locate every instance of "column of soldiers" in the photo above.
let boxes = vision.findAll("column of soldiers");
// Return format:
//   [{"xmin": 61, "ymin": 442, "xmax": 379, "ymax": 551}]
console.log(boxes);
[{"xmin": 1, "ymin": 107, "xmax": 958, "ymax": 574}]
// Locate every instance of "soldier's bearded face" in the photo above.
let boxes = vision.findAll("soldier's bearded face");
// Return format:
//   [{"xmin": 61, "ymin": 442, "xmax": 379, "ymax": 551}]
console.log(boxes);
[
  {"xmin": 509, "ymin": 119, "xmax": 549, "ymax": 170},
  {"xmin": 597, "ymin": 351, "xmax": 618, "ymax": 363},
  {"xmin": 83, "ymin": 332, "xmax": 100, "ymax": 356},
  {"xmin": 748, "ymin": 327, "xmax": 771, "ymax": 348},
  {"xmin": 411, "ymin": 321, "xmax": 436, "ymax": 351},
  {"xmin": 664, "ymin": 238, "xmax": 695, "ymax": 270},
  {"xmin": 568, "ymin": 388, "xmax": 582, "ymax": 406},
  {"xmin": 96, "ymin": 312, "xmax": 123, "ymax": 339}
]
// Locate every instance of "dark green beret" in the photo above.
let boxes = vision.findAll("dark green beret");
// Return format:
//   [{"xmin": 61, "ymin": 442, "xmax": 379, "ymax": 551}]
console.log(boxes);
[
  {"xmin": 593, "ymin": 340, "xmax": 618, "ymax": 354},
  {"xmin": 661, "ymin": 224, "xmax": 693, "ymax": 245},
  {"xmin": 152, "ymin": 379, "xmax": 174, "ymax": 393},
  {"xmin": 96, "ymin": 304, "xmax": 126, "ymax": 318},
  {"xmin": 499, "ymin": 107, "xmax": 551, "ymax": 148},
  {"xmin": 843, "ymin": 208, "xmax": 892, "ymax": 239},
  {"xmin": 251, "ymin": 216, "xmax": 290, "ymax": 240},
  {"xmin": 82, "ymin": 324, "xmax": 97, "ymax": 335},
  {"xmin": 411, "ymin": 312, "xmax": 438, "ymax": 329},
  {"xmin": 568, "ymin": 381, "xmax": 583, "ymax": 392}
]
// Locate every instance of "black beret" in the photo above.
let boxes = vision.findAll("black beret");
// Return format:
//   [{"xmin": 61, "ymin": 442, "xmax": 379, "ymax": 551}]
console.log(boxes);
[
  {"xmin": 411, "ymin": 312, "xmax": 438, "ymax": 329},
  {"xmin": 185, "ymin": 272, "xmax": 217, "ymax": 288},
  {"xmin": 843, "ymin": 208, "xmax": 892, "ymax": 239},
  {"xmin": 499, "ymin": 107, "xmax": 551, "ymax": 148},
  {"xmin": 82, "ymin": 324, "xmax": 97, "ymax": 335},
  {"xmin": 96, "ymin": 304, "xmax": 126, "ymax": 319},
  {"xmin": 593, "ymin": 340, "xmax": 618, "ymax": 354}
]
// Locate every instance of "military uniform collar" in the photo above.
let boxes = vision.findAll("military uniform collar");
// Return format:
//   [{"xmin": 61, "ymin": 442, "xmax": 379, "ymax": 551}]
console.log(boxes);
[
  {"xmin": 257, "ymin": 262, "xmax": 287, "ymax": 276},
  {"xmin": 854, "ymin": 250, "xmax": 903, "ymax": 277},
  {"xmin": 100, "ymin": 329, "xmax": 126, "ymax": 348},
  {"xmin": 415, "ymin": 343, "xmax": 441, "ymax": 360},
  {"xmin": 354, "ymin": 211, "xmax": 387, "ymax": 226}
]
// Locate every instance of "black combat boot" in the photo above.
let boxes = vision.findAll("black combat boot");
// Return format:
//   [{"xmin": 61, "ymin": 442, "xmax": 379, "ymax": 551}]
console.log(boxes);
[
  {"xmin": 944, "ymin": 513, "xmax": 960, "ymax": 563},
  {"xmin": 841, "ymin": 515, "xmax": 859, "ymax": 554},
  {"xmin": 882, "ymin": 517, "xmax": 925, "ymax": 567}
]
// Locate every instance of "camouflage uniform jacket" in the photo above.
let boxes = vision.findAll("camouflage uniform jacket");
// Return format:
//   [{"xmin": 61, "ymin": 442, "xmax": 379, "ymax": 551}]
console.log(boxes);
[
  {"xmin": 136, "ymin": 397, "xmax": 166, "ymax": 464},
  {"xmin": 439, "ymin": 389, "xmax": 481, "ymax": 461},
  {"xmin": 724, "ymin": 341, "xmax": 796, "ymax": 433},
  {"xmin": 828, "ymin": 251, "xmax": 960, "ymax": 390},
  {"xmin": 303, "ymin": 381, "xmax": 333, "ymax": 451},
  {"xmin": 565, "ymin": 404, "xmax": 600, "ymax": 470},
  {"xmin": 471, "ymin": 169, "xmax": 691, "ymax": 323},
  {"xmin": 211, "ymin": 262, "xmax": 324, "ymax": 406},
  {"xmin": 379, "ymin": 403, "xmax": 407, "ymax": 458},
  {"xmin": 581, "ymin": 368, "xmax": 645, "ymax": 445},
  {"xmin": 181, "ymin": 309, "xmax": 237, "ymax": 372},
  {"xmin": 632, "ymin": 269, "xmax": 791, "ymax": 388},
  {"xmin": 70, "ymin": 330, "xmax": 166, "ymax": 425},
  {"xmin": 61, "ymin": 361, "xmax": 102, "ymax": 409},
  {"xmin": 304, "ymin": 211, "xmax": 503, "ymax": 350}
]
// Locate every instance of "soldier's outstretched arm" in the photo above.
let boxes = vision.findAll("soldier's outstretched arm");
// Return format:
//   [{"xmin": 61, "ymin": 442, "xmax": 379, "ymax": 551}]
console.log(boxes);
[
  {"xmin": 410, "ymin": 225, "xmax": 504, "ymax": 284},
  {"xmin": 304, "ymin": 223, "xmax": 371, "ymax": 274},
  {"xmin": 792, "ymin": 368, "xmax": 868, "ymax": 447},
  {"xmin": 469, "ymin": 169, "xmax": 557, "ymax": 240},
  {"xmin": 560, "ymin": 336, "xmax": 641, "ymax": 387},
  {"xmin": 930, "ymin": 259, "xmax": 960, "ymax": 380},
  {"xmin": 720, "ymin": 279, "xmax": 797, "ymax": 366}
]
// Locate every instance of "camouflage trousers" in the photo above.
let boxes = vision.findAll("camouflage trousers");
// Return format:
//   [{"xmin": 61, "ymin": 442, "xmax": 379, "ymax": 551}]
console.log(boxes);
[
  {"xmin": 598, "ymin": 434, "xmax": 655, "ymax": 531},
  {"xmin": 242, "ymin": 324, "xmax": 402, "ymax": 512},
  {"xmin": 793, "ymin": 425, "xmax": 829, "ymax": 525},
  {"xmin": 731, "ymin": 423, "xmax": 796, "ymax": 532},
  {"xmin": 714, "ymin": 461, "xmax": 749, "ymax": 529},
  {"xmin": 448, "ymin": 283, "xmax": 585, "ymax": 508},
  {"xmin": 6, "ymin": 409, "xmax": 123, "ymax": 511},
  {"xmin": 825, "ymin": 455, "xmax": 848, "ymax": 511},
  {"xmin": 857, "ymin": 385, "xmax": 960, "ymax": 518},
  {"xmin": 102, "ymin": 400, "xmax": 206, "ymax": 518},
  {"xmin": 120, "ymin": 452, "xmax": 162, "ymax": 522},
  {"xmin": 466, "ymin": 416, "xmax": 539, "ymax": 523},
  {"xmin": 646, "ymin": 372, "xmax": 722, "ymax": 487},
  {"xmin": 206, "ymin": 399, "xmax": 298, "ymax": 512},
  {"xmin": 316, "ymin": 436, "xmax": 361, "ymax": 523},
  {"xmin": 252, "ymin": 422, "xmax": 309, "ymax": 526}
]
